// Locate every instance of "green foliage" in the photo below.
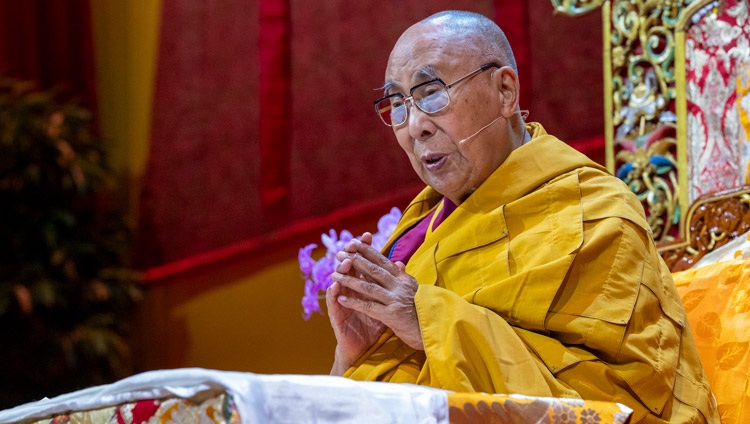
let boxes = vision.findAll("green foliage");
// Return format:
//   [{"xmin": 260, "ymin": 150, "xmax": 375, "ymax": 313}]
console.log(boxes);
[{"xmin": 0, "ymin": 77, "xmax": 142, "ymax": 408}]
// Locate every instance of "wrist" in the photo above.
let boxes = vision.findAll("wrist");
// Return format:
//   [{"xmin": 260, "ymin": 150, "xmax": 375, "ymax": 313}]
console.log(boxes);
[{"xmin": 330, "ymin": 346, "xmax": 351, "ymax": 376}]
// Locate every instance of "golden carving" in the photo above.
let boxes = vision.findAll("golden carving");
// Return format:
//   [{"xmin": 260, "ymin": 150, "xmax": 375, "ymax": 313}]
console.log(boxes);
[
  {"xmin": 609, "ymin": 0, "xmax": 696, "ymax": 137},
  {"xmin": 550, "ymin": 0, "xmax": 708, "ymax": 241},
  {"xmin": 551, "ymin": 0, "xmax": 605, "ymax": 14},
  {"xmin": 615, "ymin": 122, "xmax": 679, "ymax": 240},
  {"xmin": 658, "ymin": 186, "xmax": 750, "ymax": 272}
]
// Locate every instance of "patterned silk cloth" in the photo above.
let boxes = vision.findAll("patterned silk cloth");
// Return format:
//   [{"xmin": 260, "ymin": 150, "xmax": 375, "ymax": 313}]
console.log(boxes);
[
  {"xmin": 447, "ymin": 393, "xmax": 632, "ymax": 424},
  {"xmin": 38, "ymin": 395, "xmax": 240, "ymax": 424},
  {"xmin": 686, "ymin": 0, "xmax": 750, "ymax": 202},
  {"xmin": 26, "ymin": 392, "xmax": 633, "ymax": 424},
  {"xmin": 0, "ymin": 368, "xmax": 633, "ymax": 424},
  {"xmin": 739, "ymin": 65, "xmax": 750, "ymax": 183},
  {"xmin": 673, "ymin": 254, "xmax": 750, "ymax": 424}
]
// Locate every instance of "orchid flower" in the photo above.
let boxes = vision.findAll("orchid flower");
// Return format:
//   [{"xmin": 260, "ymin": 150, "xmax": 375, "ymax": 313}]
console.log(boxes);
[{"xmin": 298, "ymin": 207, "xmax": 402, "ymax": 319}]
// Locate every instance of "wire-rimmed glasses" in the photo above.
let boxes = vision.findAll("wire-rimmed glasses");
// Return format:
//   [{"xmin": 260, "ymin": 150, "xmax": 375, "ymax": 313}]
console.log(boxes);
[{"xmin": 374, "ymin": 63, "xmax": 500, "ymax": 127}]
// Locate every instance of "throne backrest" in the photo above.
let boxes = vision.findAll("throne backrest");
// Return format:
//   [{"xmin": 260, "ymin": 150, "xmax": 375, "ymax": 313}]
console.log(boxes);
[{"xmin": 552, "ymin": 0, "xmax": 750, "ymax": 265}]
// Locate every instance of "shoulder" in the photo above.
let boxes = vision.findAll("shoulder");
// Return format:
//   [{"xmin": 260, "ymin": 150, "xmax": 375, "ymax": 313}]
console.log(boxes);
[
  {"xmin": 503, "ymin": 165, "xmax": 652, "ymax": 241},
  {"xmin": 576, "ymin": 167, "xmax": 652, "ymax": 234}
]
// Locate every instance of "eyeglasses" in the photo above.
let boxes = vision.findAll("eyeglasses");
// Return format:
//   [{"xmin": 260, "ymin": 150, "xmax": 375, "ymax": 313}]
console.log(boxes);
[{"xmin": 374, "ymin": 63, "xmax": 500, "ymax": 127}]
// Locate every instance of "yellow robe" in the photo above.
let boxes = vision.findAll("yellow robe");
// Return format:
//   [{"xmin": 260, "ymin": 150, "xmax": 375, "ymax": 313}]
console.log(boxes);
[{"xmin": 344, "ymin": 123, "xmax": 718, "ymax": 423}]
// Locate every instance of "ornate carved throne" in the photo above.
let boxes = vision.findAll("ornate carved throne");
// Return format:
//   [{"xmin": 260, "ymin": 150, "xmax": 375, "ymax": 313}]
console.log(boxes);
[{"xmin": 553, "ymin": 0, "xmax": 750, "ymax": 270}]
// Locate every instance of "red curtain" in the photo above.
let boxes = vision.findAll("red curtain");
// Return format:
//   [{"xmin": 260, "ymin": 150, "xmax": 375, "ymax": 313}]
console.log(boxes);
[
  {"xmin": 137, "ymin": 0, "xmax": 496, "ymax": 269},
  {"xmin": 136, "ymin": 0, "xmax": 263, "ymax": 268},
  {"xmin": 494, "ymin": 1, "xmax": 532, "ymax": 110},
  {"xmin": 0, "ymin": 0, "xmax": 96, "ymax": 109},
  {"xmin": 0, "ymin": 0, "xmax": 605, "ymax": 273},
  {"xmin": 137, "ymin": 1, "xmax": 604, "ymax": 271},
  {"xmin": 259, "ymin": 0, "xmax": 292, "ymax": 223}
]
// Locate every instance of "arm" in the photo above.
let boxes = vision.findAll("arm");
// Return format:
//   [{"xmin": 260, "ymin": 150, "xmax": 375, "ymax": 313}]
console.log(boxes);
[
  {"xmin": 339, "ymin": 208, "xmax": 687, "ymax": 419},
  {"xmin": 416, "ymin": 216, "xmax": 691, "ymax": 421},
  {"xmin": 330, "ymin": 232, "xmax": 566, "ymax": 397}
]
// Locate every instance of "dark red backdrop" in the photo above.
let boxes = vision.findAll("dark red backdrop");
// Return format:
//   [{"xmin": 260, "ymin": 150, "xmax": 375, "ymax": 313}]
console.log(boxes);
[
  {"xmin": 136, "ymin": 1, "xmax": 604, "ymax": 271},
  {"xmin": 0, "ymin": 1, "xmax": 604, "ymax": 272}
]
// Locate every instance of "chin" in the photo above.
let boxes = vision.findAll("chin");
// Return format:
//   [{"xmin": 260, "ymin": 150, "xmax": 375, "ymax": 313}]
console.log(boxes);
[{"xmin": 427, "ymin": 182, "xmax": 457, "ymax": 199}]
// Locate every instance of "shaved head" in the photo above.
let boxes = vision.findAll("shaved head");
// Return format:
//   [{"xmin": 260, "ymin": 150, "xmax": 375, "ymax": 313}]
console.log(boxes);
[{"xmin": 418, "ymin": 10, "xmax": 517, "ymax": 73}]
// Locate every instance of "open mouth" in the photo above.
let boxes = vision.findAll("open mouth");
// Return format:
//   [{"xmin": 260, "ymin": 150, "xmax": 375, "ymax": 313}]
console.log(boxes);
[{"xmin": 422, "ymin": 154, "xmax": 447, "ymax": 169}]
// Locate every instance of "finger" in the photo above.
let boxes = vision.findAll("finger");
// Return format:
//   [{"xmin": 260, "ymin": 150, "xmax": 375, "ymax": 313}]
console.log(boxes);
[
  {"xmin": 336, "ymin": 289, "xmax": 384, "ymax": 318},
  {"xmin": 336, "ymin": 250, "xmax": 372, "ymax": 280},
  {"xmin": 335, "ymin": 257, "xmax": 353, "ymax": 274},
  {"xmin": 348, "ymin": 238, "xmax": 402, "ymax": 276},
  {"xmin": 334, "ymin": 252, "xmax": 398, "ymax": 291},
  {"xmin": 360, "ymin": 232, "xmax": 373, "ymax": 245},
  {"xmin": 341, "ymin": 239, "xmax": 359, "ymax": 254},
  {"xmin": 332, "ymin": 271, "xmax": 390, "ymax": 304},
  {"xmin": 326, "ymin": 281, "xmax": 340, "ymax": 312}
]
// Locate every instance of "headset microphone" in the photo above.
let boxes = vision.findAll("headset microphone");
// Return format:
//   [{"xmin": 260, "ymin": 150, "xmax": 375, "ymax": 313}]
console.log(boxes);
[{"xmin": 457, "ymin": 115, "xmax": 503, "ymax": 145}]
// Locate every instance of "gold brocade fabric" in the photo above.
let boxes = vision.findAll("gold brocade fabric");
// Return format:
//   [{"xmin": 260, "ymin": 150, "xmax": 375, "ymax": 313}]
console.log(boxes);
[
  {"xmin": 447, "ymin": 393, "xmax": 632, "ymax": 424},
  {"xmin": 344, "ymin": 123, "xmax": 718, "ymax": 423},
  {"xmin": 673, "ymin": 258, "xmax": 750, "ymax": 424},
  {"xmin": 24, "ymin": 391, "xmax": 635, "ymax": 424},
  {"xmin": 685, "ymin": 0, "xmax": 750, "ymax": 200},
  {"xmin": 738, "ymin": 65, "xmax": 750, "ymax": 184},
  {"xmin": 31, "ymin": 394, "xmax": 240, "ymax": 424}
]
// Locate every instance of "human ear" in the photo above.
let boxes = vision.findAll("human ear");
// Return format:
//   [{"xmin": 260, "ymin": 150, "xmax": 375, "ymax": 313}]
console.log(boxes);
[{"xmin": 491, "ymin": 66, "xmax": 520, "ymax": 118}]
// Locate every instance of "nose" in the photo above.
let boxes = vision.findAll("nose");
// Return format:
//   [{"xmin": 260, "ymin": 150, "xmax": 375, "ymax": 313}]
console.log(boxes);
[{"xmin": 406, "ymin": 101, "xmax": 437, "ymax": 141}]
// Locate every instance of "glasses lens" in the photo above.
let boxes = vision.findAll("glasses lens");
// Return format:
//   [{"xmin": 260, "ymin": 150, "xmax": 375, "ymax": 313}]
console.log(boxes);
[
  {"xmin": 376, "ymin": 96, "xmax": 407, "ymax": 126},
  {"xmin": 414, "ymin": 83, "xmax": 449, "ymax": 114}
]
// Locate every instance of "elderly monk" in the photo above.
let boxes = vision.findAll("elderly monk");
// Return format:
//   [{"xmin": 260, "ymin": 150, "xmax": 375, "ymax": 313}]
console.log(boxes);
[{"xmin": 325, "ymin": 10, "xmax": 718, "ymax": 423}]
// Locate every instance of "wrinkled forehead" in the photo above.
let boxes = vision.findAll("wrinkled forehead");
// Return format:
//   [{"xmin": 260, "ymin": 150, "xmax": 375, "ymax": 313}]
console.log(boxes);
[{"xmin": 384, "ymin": 23, "xmax": 467, "ymax": 93}]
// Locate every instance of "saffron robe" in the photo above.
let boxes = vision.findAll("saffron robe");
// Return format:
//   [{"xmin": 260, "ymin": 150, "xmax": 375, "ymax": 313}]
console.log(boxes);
[{"xmin": 344, "ymin": 123, "xmax": 718, "ymax": 423}]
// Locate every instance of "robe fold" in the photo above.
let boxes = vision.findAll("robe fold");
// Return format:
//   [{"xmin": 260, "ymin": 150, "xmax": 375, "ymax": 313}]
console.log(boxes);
[{"xmin": 344, "ymin": 123, "xmax": 718, "ymax": 423}]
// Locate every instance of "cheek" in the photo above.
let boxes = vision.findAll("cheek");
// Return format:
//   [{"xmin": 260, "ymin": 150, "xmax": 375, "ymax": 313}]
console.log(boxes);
[
  {"xmin": 455, "ymin": 140, "xmax": 494, "ymax": 177},
  {"xmin": 395, "ymin": 134, "xmax": 423, "ymax": 170},
  {"xmin": 394, "ymin": 128, "xmax": 411, "ymax": 150},
  {"xmin": 454, "ymin": 139, "xmax": 478, "ymax": 164}
]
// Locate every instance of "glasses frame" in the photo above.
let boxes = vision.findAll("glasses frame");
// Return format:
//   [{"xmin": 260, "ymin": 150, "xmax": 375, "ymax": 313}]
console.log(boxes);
[{"xmin": 374, "ymin": 63, "xmax": 501, "ymax": 127}]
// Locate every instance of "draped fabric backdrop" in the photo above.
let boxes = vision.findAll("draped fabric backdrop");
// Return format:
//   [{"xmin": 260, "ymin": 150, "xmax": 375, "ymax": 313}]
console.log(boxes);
[
  {"xmin": 136, "ymin": 1, "xmax": 487, "ymax": 269},
  {"xmin": 0, "ymin": 0, "xmax": 604, "ymax": 383},
  {"xmin": 135, "ymin": 0, "xmax": 603, "ymax": 271},
  {"xmin": 0, "ymin": 0, "xmax": 603, "ymax": 272}
]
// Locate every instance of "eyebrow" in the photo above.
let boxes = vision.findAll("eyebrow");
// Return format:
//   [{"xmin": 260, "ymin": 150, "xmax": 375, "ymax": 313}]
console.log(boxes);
[
  {"xmin": 380, "ymin": 81, "xmax": 398, "ymax": 95},
  {"xmin": 380, "ymin": 65, "xmax": 440, "ymax": 95}
]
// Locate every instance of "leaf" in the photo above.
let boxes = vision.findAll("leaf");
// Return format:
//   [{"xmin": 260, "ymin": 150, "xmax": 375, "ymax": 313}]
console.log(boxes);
[
  {"xmin": 680, "ymin": 289, "xmax": 707, "ymax": 313},
  {"xmin": 718, "ymin": 403, "xmax": 739, "ymax": 424},
  {"xmin": 695, "ymin": 312, "xmax": 721, "ymax": 339},
  {"xmin": 732, "ymin": 289, "xmax": 750, "ymax": 314},
  {"xmin": 717, "ymin": 341, "xmax": 749, "ymax": 370}
]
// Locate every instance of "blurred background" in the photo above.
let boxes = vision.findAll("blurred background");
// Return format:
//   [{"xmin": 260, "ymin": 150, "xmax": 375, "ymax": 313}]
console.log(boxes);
[{"xmin": 0, "ymin": 0, "xmax": 604, "ymax": 408}]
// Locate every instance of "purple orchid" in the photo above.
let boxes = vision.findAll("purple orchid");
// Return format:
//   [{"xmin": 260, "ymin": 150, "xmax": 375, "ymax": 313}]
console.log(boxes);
[
  {"xmin": 372, "ymin": 207, "xmax": 402, "ymax": 250},
  {"xmin": 298, "ymin": 207, "xmax": 402, "ymax": 319},
  {"xmin": 301, "ymin": 279, "xmax": 319, "ymax": 320},
  {"xmin": 298, "ymin": 243, "xmax": 316, "ymax": 275},
  {"xmin": 321, "ymin": 229, "xmax": 354, "ymax": 254}
]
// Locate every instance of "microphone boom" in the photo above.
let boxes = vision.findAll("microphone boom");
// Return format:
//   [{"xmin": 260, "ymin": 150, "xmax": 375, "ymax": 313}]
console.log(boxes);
[{"xmin": 457, "ymin": 116, "xmax": 502, "ymax": 145}]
